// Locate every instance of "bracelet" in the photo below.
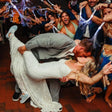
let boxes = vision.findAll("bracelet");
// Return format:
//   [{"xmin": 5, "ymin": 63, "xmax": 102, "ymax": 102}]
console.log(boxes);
[{"xmin": 100, "ymin": 70, "xmax": 104, "ymax": 77}]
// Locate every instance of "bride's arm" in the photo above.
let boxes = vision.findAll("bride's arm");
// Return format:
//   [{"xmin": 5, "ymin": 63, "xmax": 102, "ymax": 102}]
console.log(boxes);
[{"xmin": 68, "ymin": 62, "xmax": 112, "ymax": 85}]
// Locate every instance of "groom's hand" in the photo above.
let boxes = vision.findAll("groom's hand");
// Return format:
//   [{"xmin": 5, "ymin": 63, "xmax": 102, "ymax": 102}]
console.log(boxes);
[
  {"xmin": 60, "ymin": 76, "xmax": 69, "ymax": 82},
  {"xmin": 18, "ymin": 45, "xmax": 27, "ymax": 55}
]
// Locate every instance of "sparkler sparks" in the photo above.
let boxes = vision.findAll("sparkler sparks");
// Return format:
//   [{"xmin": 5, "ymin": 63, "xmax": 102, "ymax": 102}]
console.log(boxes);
[
  {"xmin": 91, "ymin": 22, "xmax": 105, "ymax": 48},
  {"xmin": 79, "ymin": 8, "xmax": 105, "ymax": 48},
  {"xmin": 79, "ymin": 8, "xmax": 96, "ymax": 31}
]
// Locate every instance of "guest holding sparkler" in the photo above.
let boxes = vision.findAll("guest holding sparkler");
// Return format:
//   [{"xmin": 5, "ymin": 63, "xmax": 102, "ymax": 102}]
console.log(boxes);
[{"xmin": 94, "ymin": 2, "xmax": 112, "ymax": 108}]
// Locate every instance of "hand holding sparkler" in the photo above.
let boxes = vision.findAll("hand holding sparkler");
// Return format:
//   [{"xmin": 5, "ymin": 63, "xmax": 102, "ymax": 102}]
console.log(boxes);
[{"xmin": 79, "ymin": 1, "xmax": 88, "ymax": 9}]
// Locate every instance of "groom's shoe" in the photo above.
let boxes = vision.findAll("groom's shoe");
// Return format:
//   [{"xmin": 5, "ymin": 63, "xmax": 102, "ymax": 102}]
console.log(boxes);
[
  {"xmin": 6, "ymin": 25, "xmax": 18, "ymax": 38},
  {"xmin": 12, "ymin": 92, "xmax": 21, "ymax": 101}
]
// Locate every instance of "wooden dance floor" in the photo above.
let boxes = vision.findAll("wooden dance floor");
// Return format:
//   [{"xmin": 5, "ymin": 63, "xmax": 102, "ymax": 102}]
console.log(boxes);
[{"xmin": 0, "ymin": 40, "xmax": 112, "ymax": 112}]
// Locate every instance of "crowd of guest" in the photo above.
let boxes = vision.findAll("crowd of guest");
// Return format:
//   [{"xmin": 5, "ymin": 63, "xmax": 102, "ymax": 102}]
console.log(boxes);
[{"xmin": 0, "ymin": 0, "xmax": 112, "ymax": 110}]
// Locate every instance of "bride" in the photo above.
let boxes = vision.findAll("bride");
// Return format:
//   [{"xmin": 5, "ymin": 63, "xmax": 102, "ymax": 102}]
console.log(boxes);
[{"xmin": 7, "ymin": 25, "xmax": 112, "ymax": 112}]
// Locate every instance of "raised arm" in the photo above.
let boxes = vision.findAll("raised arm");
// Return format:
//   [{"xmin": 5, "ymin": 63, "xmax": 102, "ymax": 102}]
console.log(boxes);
[
  {"xmin": 103, "ymin": 13, "xmax": 112, "ymax": 22},
  {"xmin": 0, "ymin": 5, "xmax": 7, "ymax": 14},
  {"xmin": 85, "ymin": 4, "xmax": 103, "ymax": 25},
  {"xmin": 68, "ymin": 62, "xmax": 112, "ymax": 85},
  {"xmin": 95, "ymin": 3, "xmax": 112, "ymax": 10},
  {"xmin": 95, "ymin": 3, "xmax": 112, "ymax": 22}
]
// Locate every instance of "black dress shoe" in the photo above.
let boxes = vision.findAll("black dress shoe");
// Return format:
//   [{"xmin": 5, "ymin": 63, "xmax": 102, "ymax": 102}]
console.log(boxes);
[
  {"xmin": 12, "ymin": 92, "xmax": 21, "ymax": 101},
  {"xmin": 59, "ymin": 107, "xmax": 62, "ymax": 111},
  {"xmin": 61, "ymin": 81, "xmax": 75, "ymax": 88}
]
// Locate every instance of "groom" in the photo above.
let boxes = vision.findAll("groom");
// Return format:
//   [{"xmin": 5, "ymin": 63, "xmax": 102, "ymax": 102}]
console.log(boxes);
[{"xmin": 7, "ymin": 25, "xmax": 93, "ymax": 103}]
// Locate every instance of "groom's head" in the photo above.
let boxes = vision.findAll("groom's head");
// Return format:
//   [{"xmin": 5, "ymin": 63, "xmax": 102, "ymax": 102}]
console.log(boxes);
[{"xmin": 73, "ymin": 39, "xmax": 93, "ymax": 58}]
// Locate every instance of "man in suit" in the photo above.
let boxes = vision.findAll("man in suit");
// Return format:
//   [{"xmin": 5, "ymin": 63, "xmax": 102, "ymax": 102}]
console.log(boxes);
[{"xmin": 7, "ymin": 25, "xmax": 93, "ymax": 103}]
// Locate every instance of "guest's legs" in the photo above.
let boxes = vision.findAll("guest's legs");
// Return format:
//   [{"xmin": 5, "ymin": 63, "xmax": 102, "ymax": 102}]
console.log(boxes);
[
  {"xmin": 105, "ymin": 81, "xmax": 112, "ymax": 108},
  {"xmin": 12, "ymin": 83, "xmax": 21, "ymax": 101},
  {"xmin": 85, "ymin": 87, "xmax": 102, "ymax": 103},
  {"xmin": 86, "ymin": 94, "xmax": 96, "ymax": 103},
  {"xmin": 15, "ymin": 83, "xmax": 21, "ymax": 93}
]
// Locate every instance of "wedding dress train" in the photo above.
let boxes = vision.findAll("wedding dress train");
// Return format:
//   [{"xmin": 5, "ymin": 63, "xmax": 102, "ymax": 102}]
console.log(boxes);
[{"xmin": 7, "ymin": 25, "xmax": 63, "ymax": 112}]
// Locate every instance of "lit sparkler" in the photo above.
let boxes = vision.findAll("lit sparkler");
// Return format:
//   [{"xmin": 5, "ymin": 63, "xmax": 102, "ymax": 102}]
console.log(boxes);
[
  {"xmin": 9, "ymin": 1, "xmax": 26, "ymax": 20},
  {"xmin": 47, "ymin": 0, "xmax": 54, "ymax": 6},
  {"xmin": 79, "ymin": 8, "xmax": 96, "ymax": 32},
  {"xmin": 91, "ymin": 22, "xmax": 105, "ymax": 48},
  {"xmin": 41, "ymin": 0, "xmax": 54, "ymax": 6}
]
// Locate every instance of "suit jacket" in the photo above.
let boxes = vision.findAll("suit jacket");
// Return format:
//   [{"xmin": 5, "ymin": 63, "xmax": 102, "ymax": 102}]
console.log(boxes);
[{"xmin": 25, "ymin": 33, "xmax": 76, "ymax": 60}]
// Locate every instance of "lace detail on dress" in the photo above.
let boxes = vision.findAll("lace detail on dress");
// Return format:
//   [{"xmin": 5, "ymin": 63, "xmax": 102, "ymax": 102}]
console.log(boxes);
[{"xmin": 8, "ymin": 34, "xmax": 62, "ymax": 112}]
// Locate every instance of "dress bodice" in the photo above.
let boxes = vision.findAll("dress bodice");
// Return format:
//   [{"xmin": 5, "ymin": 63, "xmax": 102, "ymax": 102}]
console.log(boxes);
[
  {"xmin": 37, "ymin": 59, "xmax": 71, "ymax": 79},
  {"xmin": 23, "ymin": 50, "xmax": 72, "ymax": 80},
  {"xmin": 58, "ymin": 59, "xmax": 71, "ymax": 77}
]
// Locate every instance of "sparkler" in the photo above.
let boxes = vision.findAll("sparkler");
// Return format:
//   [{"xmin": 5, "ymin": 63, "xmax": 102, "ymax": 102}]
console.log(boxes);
[
  {"xmin": 38, "ymin": 8, "xmax": 47, "ymax": 11},
  {"xmin": 37, "ymin": 8, "xmax": 48, "ymax": 18},
  {"xmin": 11, "ymin": 0, "xmax": 18, "ymax": 2},
  {"xmin": 79, "ymin": 8, "xmax": 105, "ymax": 48},
  {"xmin": 50, "ymin": 23, "xmax": 59, "ymax": 33},
  {"xmin": 79, "ymin": 8, "xmax": 96, "ymax": 31},
  {"xmin": 26, "ymin": 0, "xmax": 30, "ymax": 2},
  {"xmin": 45, "ymin": 10, "xmax": 47, "ymax": 19},
  {"xmin": 9, "ymin": 1, "xmax": 26, "ymax": 20},
  {"xmin": 20, "ymin": 0, "xmax": 29, "ymax": 11},
  {"xmin": 32, "ymin": 10, "xmax": 37, "ymax": 18},
  {"xmin": 52, "ymin": 25, "xmax": 59, "ymax": 33},
  {"xmin": 9, "ymin": 0, "xmax": 35, "ymax": 26},
  {"xmin": 47, "ymin": 0, "xmax": 54, "ymax": 6},
  {"xmin": 41, "ymin": 0, "xmax": 54, "ymax": 6},
  {"xmin": 80, "ymin": 9, "xmax": 96, "ymax": 24},
  {"xmin": 91, "ymin": 22, "xmax": 105, "ymax": 48}
]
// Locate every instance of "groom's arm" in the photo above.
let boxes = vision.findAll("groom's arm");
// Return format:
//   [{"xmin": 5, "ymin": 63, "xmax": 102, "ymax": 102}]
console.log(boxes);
[
  {"xmin": 25, "ymin": 33, "xmax": 75, "ymax": 50},
  {"xmin": 18, "ymin": 33, "xmax": 75, "ymax": 54}
]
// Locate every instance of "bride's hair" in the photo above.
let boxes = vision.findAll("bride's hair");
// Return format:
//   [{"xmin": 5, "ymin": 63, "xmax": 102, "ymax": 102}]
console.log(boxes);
[
  {"xmin": 76, "ymin": 58, "xmax": 97, "ymax": 96},
  {"xmin": 82, "ymin": 57, "xmax": 96, "ymax": 76}
]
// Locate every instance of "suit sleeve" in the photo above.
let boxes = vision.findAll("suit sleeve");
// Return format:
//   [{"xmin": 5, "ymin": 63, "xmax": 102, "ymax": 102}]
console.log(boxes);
[{"xmin": 25, "ymin": 33, "xmax": 75, "ymax": 50}]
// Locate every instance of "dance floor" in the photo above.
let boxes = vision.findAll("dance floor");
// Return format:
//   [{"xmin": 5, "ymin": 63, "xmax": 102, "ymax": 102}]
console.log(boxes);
[{"xmin": 0, "ymin": 40, "xmax": 112, "ymax": 112}]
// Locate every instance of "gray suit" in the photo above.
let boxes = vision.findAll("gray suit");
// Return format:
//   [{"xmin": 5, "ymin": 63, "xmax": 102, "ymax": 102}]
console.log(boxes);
[
  {"xmin": 25, "ymin": 33, "xmax": 76, "ymax": 102},
  {"xmin": 26, "ymin": 33, "xmax": 75, "ymax": 60}
]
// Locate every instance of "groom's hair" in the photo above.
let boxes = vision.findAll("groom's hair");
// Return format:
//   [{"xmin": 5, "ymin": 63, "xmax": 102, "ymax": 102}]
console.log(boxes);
[{"xmin": 79, "ymin": 38, "xmax": 93, "ymax": 53}]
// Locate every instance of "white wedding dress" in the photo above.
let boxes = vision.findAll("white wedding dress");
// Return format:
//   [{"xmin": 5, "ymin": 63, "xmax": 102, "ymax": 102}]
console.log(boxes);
[
  {"xmin": 8, "ymin": 26, "xmax": 71, "ymax": 112},
  {"xmin": 23, "ymin": 51, "xmax": 71, "ymax": 80}
]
